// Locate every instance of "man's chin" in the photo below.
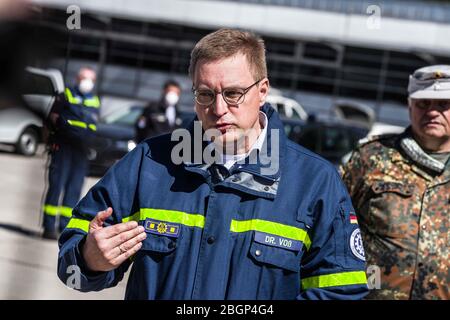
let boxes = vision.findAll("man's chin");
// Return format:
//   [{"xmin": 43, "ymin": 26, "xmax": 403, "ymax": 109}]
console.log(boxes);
[
  {"xmin": 213, "ymin": 131, "xmax": 248, "ymax": 152},
  {"xmin": 214, "ymin": 131, "xmax": 237, "ymax": 145},
  {"xmin": 422, "ymin": 126, "xmax": 446, "ymax": 137}
]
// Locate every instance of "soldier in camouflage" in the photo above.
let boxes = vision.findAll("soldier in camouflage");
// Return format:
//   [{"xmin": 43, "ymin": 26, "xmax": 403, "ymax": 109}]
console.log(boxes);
[{"xmin": 341, "ymin": 65, "xmax": 450, "ymax": 300}]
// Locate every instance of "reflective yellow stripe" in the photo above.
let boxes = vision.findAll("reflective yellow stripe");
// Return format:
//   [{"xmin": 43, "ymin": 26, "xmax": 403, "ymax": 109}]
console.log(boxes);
[
  {"xmin": 122, "ymin": 208, "xmax": 205, "ymax": 228},
  {"xmin": 67, "ymin": 120, "xmax": 96, "ymax": 131},
  {"xmin": 83, "ymin": 96, "xmax": 100, "ymax": 108},
  {"xmin": 66, "ymin": 218, "xmax": 90, "ymax": 233},
  {"xmin": 230, "ymin": 219, "xmax": 311, "ymax": 250},
  {"xmin": 59, "ymin": 206, "xmax": 73, "ymax": 218},
  {"xmin": 67, "ymin": 120, "xmax": 87, "ymax": 129},
  {"xmin": 65, "ymin": 88, "xmax": 81, "ymax": 104},
  {"xmin": 301, "ymin": 271, "xmax": 368, "ymax": 290},
  {"xmin": 66, "ymin": 88, "xmax": 100, "ymax": 107},
  {"xmin": 43, "ymin": 204, "xmax": 59, "ymax": 216}
]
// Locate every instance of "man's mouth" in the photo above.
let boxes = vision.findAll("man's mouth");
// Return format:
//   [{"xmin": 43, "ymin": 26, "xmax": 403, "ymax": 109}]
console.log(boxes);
[
  {"xmin": 423, "ymin": 120, "xmax": 442, "ymax": 127},
  {"xmin": 215, "ymin": 123, "xmax": 234, "ymax": 133}
]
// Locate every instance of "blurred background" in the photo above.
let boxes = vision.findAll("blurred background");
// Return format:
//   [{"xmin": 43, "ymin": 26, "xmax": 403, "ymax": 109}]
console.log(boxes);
[{"xmin": 1, "ymin": 0, "xmax": 450, "ymax": 299}]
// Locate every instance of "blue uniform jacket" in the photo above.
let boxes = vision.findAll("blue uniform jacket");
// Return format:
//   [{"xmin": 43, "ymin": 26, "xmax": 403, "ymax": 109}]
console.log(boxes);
[
  {"xmin": 55, "ymin": 87, "xmax": 100, "ymax": 145},
  {"xmin": 58, "ymin": 104, "xmax": 369, "ymax": 300}
]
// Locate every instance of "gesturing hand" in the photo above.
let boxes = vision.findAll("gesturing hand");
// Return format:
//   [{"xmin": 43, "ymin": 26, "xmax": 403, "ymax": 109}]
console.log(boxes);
[{"xmin": 81, "ymin": 207, "xmax": 146, "ymax": 272}]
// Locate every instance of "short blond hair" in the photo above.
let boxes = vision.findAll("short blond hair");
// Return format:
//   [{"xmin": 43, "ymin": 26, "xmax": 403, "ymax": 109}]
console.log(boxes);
[{"xmin": 189, "ymin": 28, "xmax": 267, "ymax": 81}]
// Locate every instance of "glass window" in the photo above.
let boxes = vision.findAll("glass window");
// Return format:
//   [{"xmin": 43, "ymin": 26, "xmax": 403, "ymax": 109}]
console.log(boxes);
[
  {"xmin": 102, "ymin": 107, "xmax": 143, "ymax": 126},
  {"xmin": 303, "ymin": 42, "xmax": 337, "ymax": 62},
  {"xmin": 21, "ymin": 72, "xmax": 54, "ymax": 95}
]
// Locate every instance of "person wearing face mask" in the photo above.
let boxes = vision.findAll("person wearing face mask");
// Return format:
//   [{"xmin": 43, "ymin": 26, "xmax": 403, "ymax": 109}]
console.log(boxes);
[
  {"xmin": 341, "ymin": 65, "xmax": 450, "ymax": 299},
  {"xmin": 41, "ymin": 67, "xmax": 101, "ymax": 240},
  {"xmin": 135, "ymin": 80, "xmax": 182, "ymax": 143}
]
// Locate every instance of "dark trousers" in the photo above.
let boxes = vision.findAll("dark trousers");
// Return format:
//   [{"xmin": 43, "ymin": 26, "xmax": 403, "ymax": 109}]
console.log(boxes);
[{"xmin": 42, "ymin": 142, "xmax": 88, "ymax": 232}]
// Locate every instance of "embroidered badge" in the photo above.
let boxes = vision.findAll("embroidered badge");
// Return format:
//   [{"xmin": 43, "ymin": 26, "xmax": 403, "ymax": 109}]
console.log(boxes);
[
  {"xmin": 350, "ymin": 228, "xmax": 365, "ymax": 261},
  {"xmin": 254, "ymin": 231, "xmax": 302, "ymax": 252},
  {"xmin": 144, "ymin": 218, "xmax": 180, "ymax": 238}
]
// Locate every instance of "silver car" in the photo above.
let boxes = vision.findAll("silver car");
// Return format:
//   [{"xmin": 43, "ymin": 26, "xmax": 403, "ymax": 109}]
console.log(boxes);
[{"xmin": 0, "ymin": 67, "xmax": 64, "ymax": 156}]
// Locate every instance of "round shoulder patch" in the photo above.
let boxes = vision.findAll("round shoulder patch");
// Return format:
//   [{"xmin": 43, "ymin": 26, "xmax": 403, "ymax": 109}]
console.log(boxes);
[{"xmin": 350, "ymin": 228, "xmax": 365, "ymax": 261}]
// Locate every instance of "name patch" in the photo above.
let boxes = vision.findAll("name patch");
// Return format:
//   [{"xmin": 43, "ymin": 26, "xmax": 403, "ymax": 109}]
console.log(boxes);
[
  {"xmin": 254, "ymin": 231, "xmax": 302, "ymax": 251},
  {"xmin": 144, "ymin": 218, "xmax": 180, "ymax": 238}
]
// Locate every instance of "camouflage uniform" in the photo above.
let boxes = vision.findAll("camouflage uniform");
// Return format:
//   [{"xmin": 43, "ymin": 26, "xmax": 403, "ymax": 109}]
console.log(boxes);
[{"xmin": 341, "ymin": 127, "xmax": 449, "ymax": 300}]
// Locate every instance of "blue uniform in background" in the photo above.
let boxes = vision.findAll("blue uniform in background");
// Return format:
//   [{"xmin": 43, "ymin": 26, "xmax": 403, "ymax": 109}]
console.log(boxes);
[
  {"xmin": 42, "ymin": 87, "xmax": 100, "ymax": 234},
  {"xmin": 58, "ymin": 104, "xmax": 368, "ymax": 299}
]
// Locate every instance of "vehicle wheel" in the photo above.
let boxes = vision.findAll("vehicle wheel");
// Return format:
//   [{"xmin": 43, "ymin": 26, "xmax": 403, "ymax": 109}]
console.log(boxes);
[{"xmin": 15, "ymin": 127, "xmax": 39, "ymax": 156}]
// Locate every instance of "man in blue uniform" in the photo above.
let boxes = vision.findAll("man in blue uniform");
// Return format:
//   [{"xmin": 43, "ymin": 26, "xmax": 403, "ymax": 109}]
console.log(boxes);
[
  {"xmin": 42, "ymin": 67, "xmax": 100, "ymax": 240},
  {"xmin": 57, "ymin": 29, "xmax": 368, "ymax": 299}
]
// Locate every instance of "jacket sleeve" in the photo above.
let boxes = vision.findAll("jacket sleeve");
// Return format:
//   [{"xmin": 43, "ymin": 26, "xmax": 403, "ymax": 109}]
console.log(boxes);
[
  {"xmin": 297, "ymin": 168, "xmax": 369, "ymax": 300},
  {"xmin": 340, "ymin": 148, "xmax": 367, "ymax": 210},
  {"xmin": 57, "ymin": 143, "xmax": 145, "ymax": 292}
]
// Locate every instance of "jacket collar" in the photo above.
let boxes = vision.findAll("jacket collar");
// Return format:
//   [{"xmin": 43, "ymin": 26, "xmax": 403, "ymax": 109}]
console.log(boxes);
[
  {"xmin": 184, "ymin": 103, "xmax": 286, "ymax": 198},
  {"xmin": 399, "ymin": 127, "xmax": 446, "ymax": 174}
]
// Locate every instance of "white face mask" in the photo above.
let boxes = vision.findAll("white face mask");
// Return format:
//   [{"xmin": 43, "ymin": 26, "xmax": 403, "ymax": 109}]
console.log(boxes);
[
  {"xmin": 78, "ymin": 79, "xmax": 95, "ymax": 94},
  {"xmin": 165, "ymin": 91, "xmax": 180, "ymax": 106}
]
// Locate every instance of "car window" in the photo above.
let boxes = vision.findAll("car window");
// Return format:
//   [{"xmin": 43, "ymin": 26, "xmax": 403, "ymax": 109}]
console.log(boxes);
[
  {"xmin": 296, "ymin": 127, "xmax": 321, "ymax": 153},
  {"xmin": 276, "ymin": 103, "xmax": 285, "ymax": 116},
  {"xmin": 284, "ymin": 123, "xmax": 300, "ymax": 138},
  {"xmin": 103, "ymin": 108, "xmax": 143, "ymax": 126},
  {"xmin": 322, "ymin": 127, "xmax": 350, "ymax": 153},
  {"xmin": 290, "ymin": 107, "xmax": 301, "ymax": 119},
  {"xmin": 349, "ymin": 128, "xmax": 369, "ymax": 146},
  {"xmin": 22, "ymin": 72, "xmax": 54, "ymax": 95}
]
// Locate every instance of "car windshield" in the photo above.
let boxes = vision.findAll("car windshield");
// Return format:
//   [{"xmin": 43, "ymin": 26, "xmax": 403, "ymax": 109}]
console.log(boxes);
[{"xmin": 102, "ymin": 108, "xmax": 142, "ymax": 126}]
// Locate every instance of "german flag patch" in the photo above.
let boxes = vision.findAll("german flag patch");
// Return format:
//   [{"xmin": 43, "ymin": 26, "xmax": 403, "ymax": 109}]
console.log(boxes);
[{"xmin": 350, "ymin": 214, "xmax": 358, "ymax": 224}]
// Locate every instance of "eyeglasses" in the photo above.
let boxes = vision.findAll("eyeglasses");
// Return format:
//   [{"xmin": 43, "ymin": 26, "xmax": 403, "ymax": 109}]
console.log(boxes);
[{"xmin": 192, "ymin": 79, "xmax": 263, "ymax": 106}]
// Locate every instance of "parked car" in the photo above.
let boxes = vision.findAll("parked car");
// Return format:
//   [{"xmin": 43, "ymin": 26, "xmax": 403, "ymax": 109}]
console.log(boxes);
[
  {"xmin": 332, "ymin": 100, "xmax": 375, "ymax": 129},
  {"xmin": 0, "ymin": 67, "xmax": 64, "ymax": 156},
  {"xmin": 283, "ymin": 117, "xmax": 369, "ymax": 166},
  {"xmin": 266, "ymin": 94, "xmax": 308, "ymax": 120},
  {"xmin": 332, "ymin": 99, "xmax": 405, "ymax": 136},
  {"xmin": 87, "ymin": 105, "xmax": 142, "ymax": 176},
  {"xmin": 87, "ymin": 105, "xmax": 195, "ymax": 177}
]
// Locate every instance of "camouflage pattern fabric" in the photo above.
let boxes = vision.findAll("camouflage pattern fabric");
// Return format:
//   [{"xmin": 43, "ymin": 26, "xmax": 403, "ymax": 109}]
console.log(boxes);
[{"xmin": 341, "ymin": 128, "xmax": 449, "ymax": 300}]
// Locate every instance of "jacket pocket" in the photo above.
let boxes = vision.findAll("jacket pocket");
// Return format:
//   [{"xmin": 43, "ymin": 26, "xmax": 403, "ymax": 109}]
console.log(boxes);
[
  {"xmin": 367, "ymin": 180, "xmax": 414, "ymax": 237},
  {"xmin": 141, "ymin": 233, "xmax": 179, "ymax": 253},
  {"xmin": 248, "ymin": 236, "xmax": 301, "ymax": 273},
  {"xmin": 140, "ymin": 218, "xmax": 183, "ymax": 253}
]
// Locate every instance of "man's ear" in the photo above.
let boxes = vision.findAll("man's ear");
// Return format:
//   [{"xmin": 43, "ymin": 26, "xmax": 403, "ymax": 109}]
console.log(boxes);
[{"xmin": 258, "ymin": 78, "xmax": 270, "ymax": 107}]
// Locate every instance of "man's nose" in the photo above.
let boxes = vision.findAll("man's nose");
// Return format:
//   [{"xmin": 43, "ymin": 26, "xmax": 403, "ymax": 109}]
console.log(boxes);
[
  {"xmin": 426, "ymin": 102, "xmax": 443, "ymax": 114},
  {"xmin": 212, "ymin": 93, "xmax": 229, "ymax": 117}
]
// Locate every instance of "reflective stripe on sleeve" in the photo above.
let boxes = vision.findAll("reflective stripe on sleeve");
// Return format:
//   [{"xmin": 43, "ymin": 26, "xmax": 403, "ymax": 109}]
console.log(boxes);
[
  {"xmin": 301, "ymin": 271, "xmax": 368, "ymax": 290},
  {"xmin": 65, "ymin": 88, "xmax": 81, "ymax": 104},
  {"xmin": 66, "ymin": 218, "xmax": 90, "ymax": 233}
]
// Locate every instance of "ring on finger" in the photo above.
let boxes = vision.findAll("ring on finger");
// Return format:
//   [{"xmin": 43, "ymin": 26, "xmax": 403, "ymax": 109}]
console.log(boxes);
[{"xmin": 118, "ymin": 245, "xmax": 127, "ymax": 255}]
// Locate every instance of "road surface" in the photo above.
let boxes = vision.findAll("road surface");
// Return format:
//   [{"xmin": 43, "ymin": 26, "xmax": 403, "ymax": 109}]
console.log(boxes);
[{"xmin": 0, "ymin": 145, "xmax": 127, "ymax": 299}]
